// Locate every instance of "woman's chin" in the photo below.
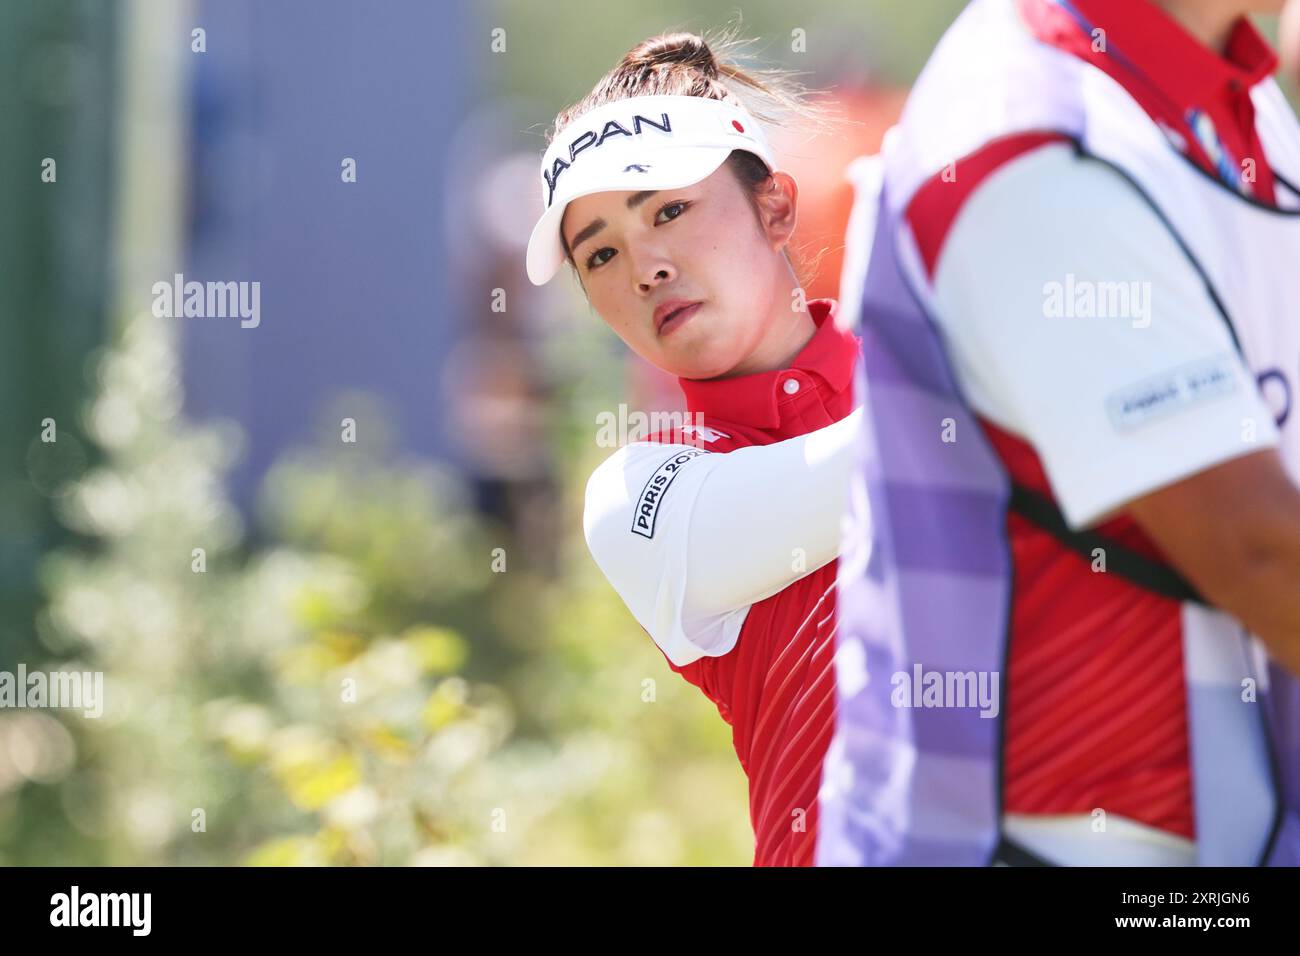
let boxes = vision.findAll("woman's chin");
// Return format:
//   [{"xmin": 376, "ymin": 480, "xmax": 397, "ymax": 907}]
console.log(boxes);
[
  {"xmin": 658, "ymin": 337, "xmax": 744, "ymax": 381},
  {"xmin": 678, "ymin": 361, "xmax": 740, "ymax": 382}
]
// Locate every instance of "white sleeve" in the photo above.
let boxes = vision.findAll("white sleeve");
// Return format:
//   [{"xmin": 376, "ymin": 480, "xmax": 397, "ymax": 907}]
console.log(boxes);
[
  {"xmin": 923, "ymin": 142, "xmax": 1280, "ymax": 529},
  {"xmin": 582, "ymin": 406, "xmax": 864, "ymax": 667}
]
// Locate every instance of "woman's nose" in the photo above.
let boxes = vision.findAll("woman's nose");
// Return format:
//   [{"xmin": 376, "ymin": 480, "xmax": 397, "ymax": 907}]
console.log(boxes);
[{"xmin": 637, "ymin": 266, "xmax": 674, "ymax": 293}]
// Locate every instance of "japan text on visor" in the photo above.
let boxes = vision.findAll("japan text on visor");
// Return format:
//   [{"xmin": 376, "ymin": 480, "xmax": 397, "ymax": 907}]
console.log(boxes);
[{"xmin": 525, "ymin": 94, "xmax": 778, "ymax": 285}]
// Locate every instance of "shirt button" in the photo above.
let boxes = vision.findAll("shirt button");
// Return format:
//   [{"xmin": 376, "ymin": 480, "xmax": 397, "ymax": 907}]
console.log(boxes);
[{"xmin": 782, "ymin": 378, "xmax": 800, "ymax": 395}]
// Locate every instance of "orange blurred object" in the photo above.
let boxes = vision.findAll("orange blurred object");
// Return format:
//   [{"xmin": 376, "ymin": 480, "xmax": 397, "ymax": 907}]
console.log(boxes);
[{"xmin": 773, "ymin": 84, "xmax": 907, "ymax": 300}]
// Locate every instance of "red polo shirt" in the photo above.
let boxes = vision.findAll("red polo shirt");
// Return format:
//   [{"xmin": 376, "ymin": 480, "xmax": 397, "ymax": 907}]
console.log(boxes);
[{"xmin": 652, "ymin": 298, "xmax": 859, "ymax": 866}]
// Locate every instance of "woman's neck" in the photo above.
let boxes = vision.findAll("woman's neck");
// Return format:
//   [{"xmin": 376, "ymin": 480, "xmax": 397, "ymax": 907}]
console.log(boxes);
[{"xmin": 718, "ymin": 285, "xmax": 817, "ymax": 379}]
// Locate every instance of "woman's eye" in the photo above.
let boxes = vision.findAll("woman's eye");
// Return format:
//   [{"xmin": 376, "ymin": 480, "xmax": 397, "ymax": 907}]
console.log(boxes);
[
  {"xmin": 585, "ymin": 247, "xmax": 615, "ymax": 270},
  {"xmin": 656, "ymin": 201, "xmax": 688, "ymax": 223}
]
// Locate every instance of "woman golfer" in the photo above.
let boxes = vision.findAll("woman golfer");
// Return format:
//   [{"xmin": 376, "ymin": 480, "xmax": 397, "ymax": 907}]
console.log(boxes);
[{"xmin": 525, "ymin": 31, "xmax": 864, "ymax": 866}]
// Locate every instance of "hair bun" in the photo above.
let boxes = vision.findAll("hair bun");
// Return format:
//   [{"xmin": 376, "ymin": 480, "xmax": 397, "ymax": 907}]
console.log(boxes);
[{"xmin": 628, "ymin": 32, "xmax": 718, "ymax": 79}]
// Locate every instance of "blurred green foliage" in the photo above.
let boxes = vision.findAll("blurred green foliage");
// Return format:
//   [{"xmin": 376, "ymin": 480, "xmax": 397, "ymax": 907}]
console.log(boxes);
[{"xmin": 0, "ymin": 310, "xmax": 751, "ymax": 865}]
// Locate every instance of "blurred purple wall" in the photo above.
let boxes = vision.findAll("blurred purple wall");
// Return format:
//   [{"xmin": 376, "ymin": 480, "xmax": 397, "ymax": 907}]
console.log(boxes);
[{"xmin": 181, "ymin": 0, "xmax": 480, "ymax": 515}]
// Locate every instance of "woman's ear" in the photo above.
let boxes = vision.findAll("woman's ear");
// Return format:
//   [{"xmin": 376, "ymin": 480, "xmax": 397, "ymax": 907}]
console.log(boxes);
[{"xmin": 756, "ymin": 171, "xmax": 799, "ymax": 250}]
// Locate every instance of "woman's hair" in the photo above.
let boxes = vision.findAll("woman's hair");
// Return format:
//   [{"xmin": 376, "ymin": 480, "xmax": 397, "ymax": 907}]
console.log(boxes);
[{"xmin": 547, "ymin": 26, "xmax": 839, "ymax": 287}]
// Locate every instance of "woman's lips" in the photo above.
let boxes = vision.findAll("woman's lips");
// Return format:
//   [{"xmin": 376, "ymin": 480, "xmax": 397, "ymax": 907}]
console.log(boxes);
[{"xmin": 657, "ymin": 301, "xmax": 702, "ymax": 337}]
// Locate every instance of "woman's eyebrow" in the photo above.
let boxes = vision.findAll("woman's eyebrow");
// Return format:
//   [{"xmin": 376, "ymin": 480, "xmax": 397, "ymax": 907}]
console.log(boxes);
[{"xmin": 568, "ymin": 190, "xmax": 661, "ymax": 253}]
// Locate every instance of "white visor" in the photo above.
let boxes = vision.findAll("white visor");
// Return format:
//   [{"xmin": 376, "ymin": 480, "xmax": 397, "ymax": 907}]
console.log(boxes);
[{"xmin": 525, "ymin": 94, "xmax": 777, "ymax": 285}]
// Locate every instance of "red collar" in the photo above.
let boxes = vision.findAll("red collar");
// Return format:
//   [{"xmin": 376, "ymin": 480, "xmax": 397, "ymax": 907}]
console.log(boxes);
[
  {"xmin": 1025, "ymin": 0, "xmax": 1276, "ymax": 101},
  {"xmin": 1018, "ymin": 0, "xmax": 1279, "ymax": 200},
  {"xmin": 677, "ymin": 298, "xmax": 858, "ymax": 430}
]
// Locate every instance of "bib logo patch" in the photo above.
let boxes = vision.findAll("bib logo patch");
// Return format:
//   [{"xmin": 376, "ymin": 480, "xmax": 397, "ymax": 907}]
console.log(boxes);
[
  {"xmin": 632, "ymin": 449, "xmax": 709, "ymax": 538},
  {"xmin": 1106, "ymin": 355, "xmax": 1239, "ymax": 431}
]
